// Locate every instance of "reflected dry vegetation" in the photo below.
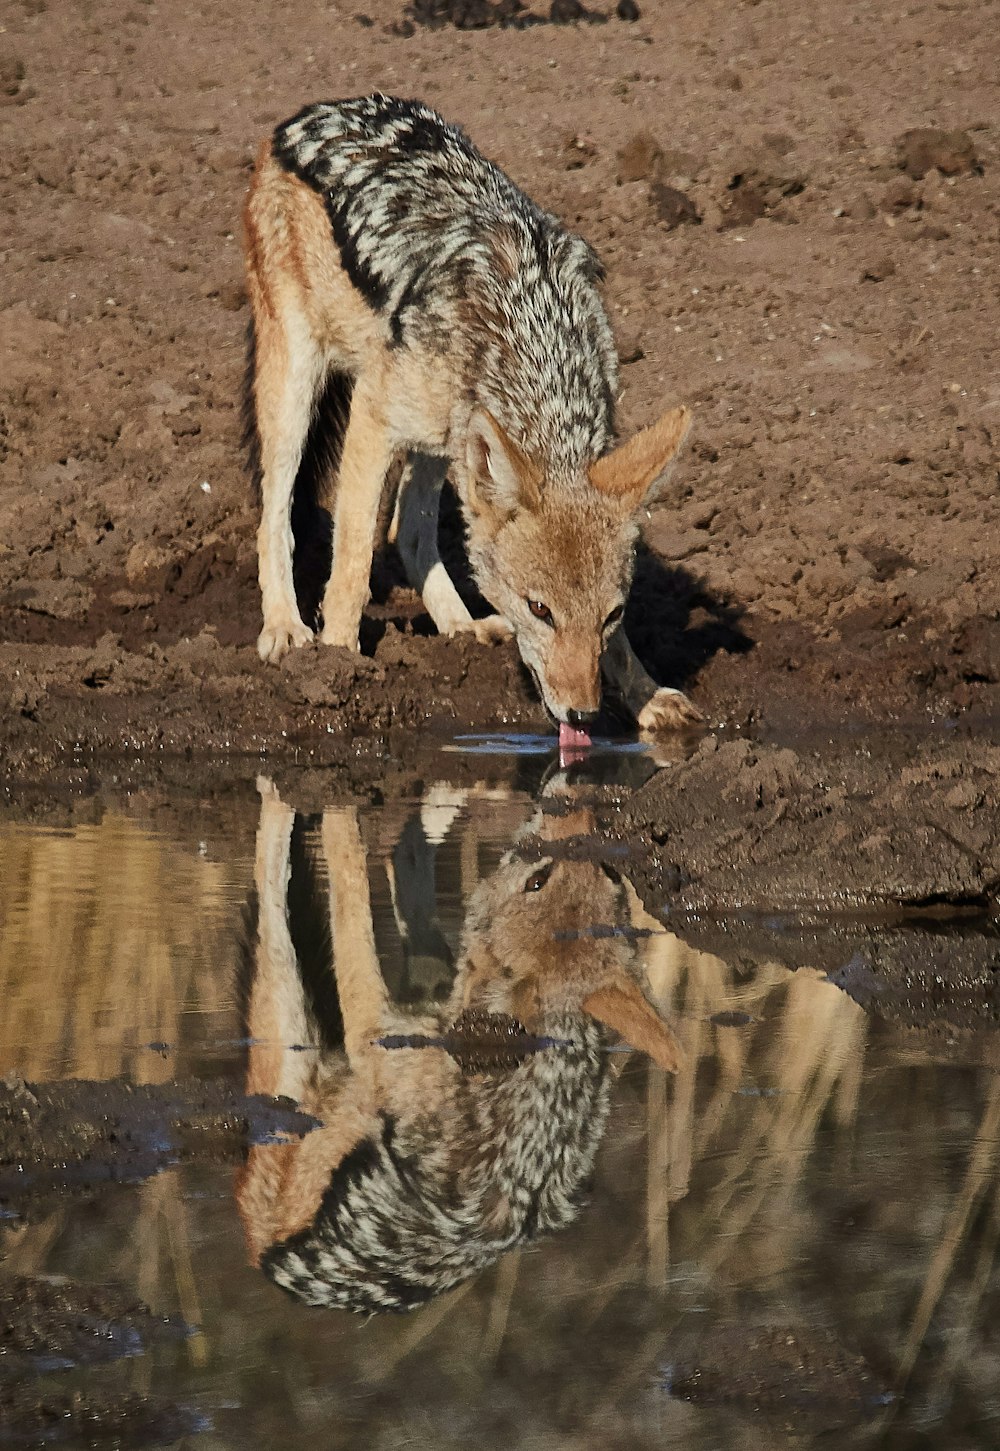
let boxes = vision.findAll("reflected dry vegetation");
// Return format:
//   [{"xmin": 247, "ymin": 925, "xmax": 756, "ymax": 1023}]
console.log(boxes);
[{"xmin": 0, "ymin": 773, "xmax": 998, "ymax": 1448}]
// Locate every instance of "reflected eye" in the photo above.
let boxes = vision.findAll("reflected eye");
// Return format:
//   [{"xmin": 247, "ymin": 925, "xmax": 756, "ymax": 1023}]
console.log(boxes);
[
  {"xmin": 603, "ymin": 604, "xmax": 625, "ymax": 633},
  {"xmin": 523, "ymin": 863, "xmax": 553, "ymax": 893},
  {"xmin": 527, "ymin": 599, "xmax": 554, "ymax": 626}
]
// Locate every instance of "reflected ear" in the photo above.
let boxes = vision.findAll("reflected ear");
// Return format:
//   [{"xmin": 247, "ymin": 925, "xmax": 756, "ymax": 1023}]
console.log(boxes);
[
  {"xmin": 589, "ymin": 404, "xmax": 692, "ymax": 511},
  {"xmin": 466, "ymin": 409, "xmax": 541, "ymax": 523},
  {"xmin": 582, "ymin": 975, "xmax": 683, "ymax": 1073}
]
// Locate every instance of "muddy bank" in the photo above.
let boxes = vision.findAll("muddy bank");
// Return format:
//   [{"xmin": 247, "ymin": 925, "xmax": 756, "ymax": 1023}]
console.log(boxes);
[
  {"xmin": 0, "ymin": 1382, "xmax": 205, "ymax": 1449},
  {"xmin": 0, "ymin": 1076, "xmax": 316, "ymax": 1220},
  {"xmin": 0, "ymin": 1277, "xmax": 188, "ymax": 1378},
  {"xmin": 3, "ymin": 0, "xmax": 1000, "ymax": 778},
  {"xmin": 616, "ymin": 732, "xmax": 1000, "ymax": 916}
]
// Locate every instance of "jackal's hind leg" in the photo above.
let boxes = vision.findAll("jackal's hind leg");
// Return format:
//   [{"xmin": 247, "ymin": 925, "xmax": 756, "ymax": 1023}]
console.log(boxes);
[
  {"xmin": 392, "ymin": 452, "xmax": 512, "ymax": 645},
  {"xmin": 319, "ymin": 376, "xmax": 397, "ymax": 651},
  {"xmin": 252, "ymin": 311, "xmax": 326, "ymax": 664},
  {"xmin": 602, "ymin": 627, "xmax": 704, "ymax": 732},
  {"xmin": 246, "ymin": 778, "xmax": 317, "ymax": 1102}
]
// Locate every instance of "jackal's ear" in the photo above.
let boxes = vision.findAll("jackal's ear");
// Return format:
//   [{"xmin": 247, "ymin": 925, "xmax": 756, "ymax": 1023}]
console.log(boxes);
[
  {"xmin": 466, "ymin": 409, "xmax": 541, "ymax": 524},
  {"xmin": 582, "ymin": 974, "xmax": 683, "ymax": 1073},
  {"xmin": 589, "ymin": 404, "xmax": 692, "ymax": 512}
]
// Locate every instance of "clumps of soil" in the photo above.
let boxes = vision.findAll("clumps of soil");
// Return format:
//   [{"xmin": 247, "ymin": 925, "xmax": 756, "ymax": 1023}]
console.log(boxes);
[
  {"xmin": 0, "ymin": 54, "xmax": 32, "ymax": 106},
  {"xmin": 618, "ymin": 734, "xmax": 1000, "ymax": 918},
  {"xmin": 0, "ymin": 1382, "xmax": 205, "ymax": 1448},
  {"xmin": 0, "ymin": 1276, "xmax": 187, "ymax": 1375},
  {"xmin": 719, "ymin": 160, "xmax": 806, "ymax": 230},
  {"xmin": 615, "ymin": 131, "xmax": 702, "ymax": 227},
  {"xmin": 650, "ymin": 181, "xmax": 701, "ymax": 230},
  {"xmin": 0, "ymin": 1076, "xmax": 317, "ymax": 1218},
  {"xmin": 666, "ymin": 1324, "xmax": 887, "ymax": 1422},
  {"xmin": 394, "ymin": 0, "xmax": 638, "ymax": 30},
  {"xmin": 0, "ymin": 1276, "xmax": 204, "ymax": 1448},
  {"xmin": 895, "ymin": 127, "xmax": 980, "ymax": 179}
]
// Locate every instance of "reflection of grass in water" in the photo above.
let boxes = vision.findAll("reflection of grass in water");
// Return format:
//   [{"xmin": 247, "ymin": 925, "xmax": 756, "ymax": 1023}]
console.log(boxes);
[
  {"xmin": 0, "ymin": 815, "xmax": 239, "ymax": 1082},
  {"xmin": 2, "ymin": 807, "xmax": 997, "ymax": 1439},
  {"xmin": 0, "ymin": 814, "xmax": 241, "ymax": 1365}
]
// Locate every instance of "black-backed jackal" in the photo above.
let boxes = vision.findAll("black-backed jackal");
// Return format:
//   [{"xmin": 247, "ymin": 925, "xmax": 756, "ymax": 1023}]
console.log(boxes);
[
  {"xmin": 237, "ymin": 778, "xmax": 681, "ymax": 1314},
  {"xmin": 244, "ymin": 95, "xmax": 701, "ymax": 748}
]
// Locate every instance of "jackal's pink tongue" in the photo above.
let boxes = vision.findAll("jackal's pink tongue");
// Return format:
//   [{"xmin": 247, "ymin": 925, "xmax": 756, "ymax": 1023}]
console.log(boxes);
[{"xmin": 558, "ymin": 721, "xmax": 592, "ymax": 752}]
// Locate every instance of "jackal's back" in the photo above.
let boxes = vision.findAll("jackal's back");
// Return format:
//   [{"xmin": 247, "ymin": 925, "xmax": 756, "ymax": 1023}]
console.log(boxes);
[{"xmin": 272, "ymin": 95, "xmax": 618, "ymax": 473}]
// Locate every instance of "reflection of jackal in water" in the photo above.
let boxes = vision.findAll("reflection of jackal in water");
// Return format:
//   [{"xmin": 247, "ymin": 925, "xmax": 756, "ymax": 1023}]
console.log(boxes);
[{"xmin": 237, "ymin": 781, "xmax": 681, "ymax": 1314}]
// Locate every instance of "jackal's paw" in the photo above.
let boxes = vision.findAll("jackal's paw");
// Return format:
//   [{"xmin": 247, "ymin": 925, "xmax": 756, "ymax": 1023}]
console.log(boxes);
[
  {"xmin": 319, "ymin": 624, "xmax": 360, "ymax": 652},
  {"xmin": 257, "ymin": 618, "xmax": 314, "ymax": 664},
  {"xmin": 637, "ymin": 687, "xmax": 704, "ymax": 733},
  {"xmin": 463, "ymin": 614, "xmax": 513, "ymax": 646},
  {"xmin": 255, "ymin": 775, "xmax": 293, "ymax": 823}
]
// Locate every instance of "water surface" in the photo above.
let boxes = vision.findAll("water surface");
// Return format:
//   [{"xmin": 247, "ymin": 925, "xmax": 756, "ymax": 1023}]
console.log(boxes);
[{"xmin": 1, "ymin": 748, "xmax": 997, "ymax": 1449}]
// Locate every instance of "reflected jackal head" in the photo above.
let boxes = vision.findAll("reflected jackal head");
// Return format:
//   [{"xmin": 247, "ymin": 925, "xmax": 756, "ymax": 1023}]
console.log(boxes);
[{"xmin": 237, "ymin": 790, "xmax": 681, "ymax": 1315}]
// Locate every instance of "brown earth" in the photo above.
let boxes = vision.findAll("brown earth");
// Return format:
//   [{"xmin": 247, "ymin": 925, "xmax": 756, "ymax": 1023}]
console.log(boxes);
[
  {"xmin": 0, "ymin": 1075, "xmax": 317, "ymax": 1221},
  {"xmin": 2, "ymin": 0, "xmax": 999, "ymax": 779}
]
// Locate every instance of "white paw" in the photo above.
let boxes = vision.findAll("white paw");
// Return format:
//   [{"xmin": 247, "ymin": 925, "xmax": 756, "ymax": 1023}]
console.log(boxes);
[
  {"xmin": 257, "ymin": 617, "xmax": 314, "ymax": 663},
  {"xmin": 255, "ymin": 774, "xmax": 280, "ymax": 801},
  {"xmin": 465, "ymin": 614, "xmax": 514, "ymax": 646},
  {"xmin": 637, "ymin": 687, "xmax": 704, "ymax": 733},
  {"xmin": 319, "ymin": 624, "xmax": 360, "ymax": 652}
]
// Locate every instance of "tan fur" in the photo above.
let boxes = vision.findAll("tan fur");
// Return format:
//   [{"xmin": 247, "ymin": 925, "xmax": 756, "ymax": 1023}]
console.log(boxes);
[
  {"xmin": 245, "ymin": 133, "xmax": 702, "ymax": 729},
  {"xmin": 236, "ymin": 779, "xmax": 682, "ymax": 1270}
]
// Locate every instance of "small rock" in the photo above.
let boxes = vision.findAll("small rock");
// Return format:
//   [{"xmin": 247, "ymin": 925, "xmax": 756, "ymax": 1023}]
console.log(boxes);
[
  {"xmin": 617, "ymin": 334, "xmax": 644, "ymax": 365},
  {"xmin": 617, "ymin": 0, "xmax": 640, "ymax": 17},
  {"xmin": 895, "ymin": 127, "xmax": 978, "ymax": 180},
  {"xmin": 562, "ymin": 132, "xmax": 597, "ymax": 169},
  {"xmin": 617, "ymin": 130, "xmax": 662, "ymax": 184},
  {"xmin": 861, "ymin": 252, "xmax": 896, "ymax": 282},
  {"xmin": 845, "ymin": 192, "xmax": 876, "ymax": 220},
  {"xmin": 0, "ymin": 54, "xmax": 25, "ymax": 96},
  {"xmin": 218, "ymin": 280, "xmax": 247, "ymax": 311},
  {"xmin": 650, "ymin": 181, "xmax": 701, "ymax": 229},
  {"xmin": 880, "ymin": 175, "xmax": 918, "ymax": 212}
]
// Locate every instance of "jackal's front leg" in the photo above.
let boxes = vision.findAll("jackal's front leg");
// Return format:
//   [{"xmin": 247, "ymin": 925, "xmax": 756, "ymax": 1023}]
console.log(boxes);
[
  {"xmin": 392, "ymin": 452, "xmax": 512, "ymax": 646},
  {"xmin": 602, "ymin": 627, "xmax": 704, "ymax": 732},
  {"xmin": 252, "ymin": 313, "xmax": 326, "ymax": 664},
  {"xmin": 321, "ymin": 807, "xmax": 391, "ymax": 1064},
  {"xmin": 320, "ymin": 376, "xmax": 394, "ymax": 651}
]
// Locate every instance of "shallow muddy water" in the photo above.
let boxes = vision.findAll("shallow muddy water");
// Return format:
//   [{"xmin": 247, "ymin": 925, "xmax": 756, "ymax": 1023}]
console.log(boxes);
[{"xmin": 1, "ymin": 743, "xmax": 999, "ymax": 1450}]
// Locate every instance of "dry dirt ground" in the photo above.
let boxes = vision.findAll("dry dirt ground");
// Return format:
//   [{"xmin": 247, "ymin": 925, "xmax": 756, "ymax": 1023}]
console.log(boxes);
[
  {"xmin": 2, "ymin": 0, "xmax": 999, "ymax": 767},
  {"xmin": 2, "ymin": 0, "xmax": 1000, "ymax": 899}
]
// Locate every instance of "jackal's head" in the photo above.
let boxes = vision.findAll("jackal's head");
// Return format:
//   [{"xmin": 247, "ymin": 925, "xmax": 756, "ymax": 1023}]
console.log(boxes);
[
  {"xmin": 453, "ymin": 840, "xmax": 682, "ymax": 1076},
  {"xmin": 462, "ymin": 405, "xmax": 692, "ymax": 726}
]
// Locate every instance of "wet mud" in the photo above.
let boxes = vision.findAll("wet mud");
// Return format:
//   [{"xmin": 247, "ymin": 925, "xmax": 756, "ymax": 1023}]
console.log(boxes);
[
  {"xmin": 0, "ymin": 1076, "xmax": 316, "ymax": 1220},
  {"xmin": 2, "ymin": 0, "xmax": 1000, "ymax": 782}
]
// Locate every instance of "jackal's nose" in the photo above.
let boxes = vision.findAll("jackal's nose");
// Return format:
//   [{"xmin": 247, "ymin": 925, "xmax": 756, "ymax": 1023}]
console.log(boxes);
[{"xmin": 567, "ymin": 708, "xmax": 599, "ymax": 728}]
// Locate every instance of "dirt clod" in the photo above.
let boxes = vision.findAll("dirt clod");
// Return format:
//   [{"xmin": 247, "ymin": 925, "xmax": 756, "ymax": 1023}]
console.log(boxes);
[
  {"xmin": 896, "ymin": 126, "xmax": 978, "ymax": 179},
  {"xmin": 650, "ymin": 181, "xmax": 701, "ymax": 229}
]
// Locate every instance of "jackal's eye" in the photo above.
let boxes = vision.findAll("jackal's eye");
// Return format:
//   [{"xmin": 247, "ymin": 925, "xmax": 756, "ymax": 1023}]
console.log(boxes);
[
  {"xmin": 523, "ymin": 862, "xmax": 553, "ymax": 893},
  {"xmin": 603, "ymin": 604, "xmax": 625, "ymax": 633},
  {"xmin": 527, "ymin": 599, "xmax": 554, "ymax": 626}
]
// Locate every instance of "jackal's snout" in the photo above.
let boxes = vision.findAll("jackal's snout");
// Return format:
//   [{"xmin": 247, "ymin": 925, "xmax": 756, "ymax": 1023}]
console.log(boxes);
[{"xmin": 540, "ymin": 639, "xmax": 603, "ymax": 725}]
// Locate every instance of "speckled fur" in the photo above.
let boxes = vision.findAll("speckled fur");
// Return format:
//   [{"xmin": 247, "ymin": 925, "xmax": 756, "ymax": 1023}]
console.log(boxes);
[
  {"xmin": 272, "ymin": 95, "xmax": 618, "ymax": 477},
  {"xmin": 244, "ymin": 95, "xmax": 700, "ymax": 729}
]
